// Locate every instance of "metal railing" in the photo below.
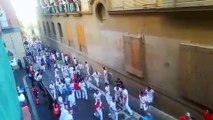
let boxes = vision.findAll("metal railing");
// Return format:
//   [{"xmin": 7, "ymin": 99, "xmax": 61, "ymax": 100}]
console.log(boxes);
[
  {"xmin": 40, "ymin": 1, "xmax": 81, "ymax": 15},
  {"xmin": 109, "ymin": 0, "xmax": 213, "ymax": 11}
]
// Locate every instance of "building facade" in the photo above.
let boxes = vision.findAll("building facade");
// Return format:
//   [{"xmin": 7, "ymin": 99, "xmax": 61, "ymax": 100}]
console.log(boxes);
[
  {"xmin": 37, "ymin": 0, "xmax": 213, "ymax": 119},
  {"xmin": 0, "ymin": 0, "xmax": 25, "ymax": 66}
]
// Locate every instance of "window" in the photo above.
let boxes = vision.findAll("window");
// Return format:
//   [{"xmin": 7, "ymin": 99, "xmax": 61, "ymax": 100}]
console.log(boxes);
[
  {"xmin": 51, "ymin": 22, "xmax": 56, "ymax": 35},
  {"xmin": 58, "ymin": 23, "xmax": 63, "ymax": 37},
  {"xmin": 42, "ymin": 21, "xmax": 47, "ymax": 35},
  {"xmin": 96, "ymin": 3, "xmax": 106, "ymax": 22},
  {"xmin": 46, "ymin": 22, "xmax": 50, "ymax": 35},
  {"xmin": 38, "ymin": 22, "xmax": 41, "ymax": 33}
]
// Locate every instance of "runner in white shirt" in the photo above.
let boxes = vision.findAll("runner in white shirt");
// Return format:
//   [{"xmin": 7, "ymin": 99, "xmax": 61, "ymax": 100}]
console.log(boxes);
[
  {"xmin": 69, "ymin": 66, "xmax": 74, "ymax": 80},
  {"xmin": 145, "ymin": 86, "xmax": 154, "ymax": 104},
  {"xmin": 58, "ymin": 81, "xmax": 64, "ymax": 95},
  {"xmin": 65, "ymin": 77, "xmax": 71, "ymax": 86},
  {"xmin": 61, "ymin": 52, "xmax": 65, "ymax": 63},
  {"xmin": 58, "ymin": 95, "xmax": 64, "ymax": 108},
  {"xmin": 139, "ymin": 91, "xmax": 148, "ymax": 112},
  {"xmin": 55, "ymin": 68, "xmax": 60, "ymax": 80},
  {"xmin": 79, "ymin": 80, "xmax": 88, "ymax": 100},
  {"xmin": 51, "ymin": 53, "xmax": 56, "ymax": 60},
  {"xmin": 56, "ymin": 51, "xmax": 60, "ymax": 59},
  {"xmin": 59, "ymin": 105, "xmax": 68, "ymax": 120},
  {"xmin": 85, "ymin": 61, "xmax": 90, "ymax": 76},
  {"xmin": 94, "ymin": 99, "xmax": 103, "ymax": 120},
  {"xmin": 68, "ymin": 92, "xmax": 76, "ymax": 108},
  {"xmin": 65, "ymin": 55, "xmax": 69, "ymax": 64},
  {"xmin": 109, "ymin": 98, "xmax": 119, "ymax": 120},
  {"xmin": 121, "ymin": 86, "xmax": 133, "ymax": 116},
  {"xmin": 86, "ymin": 75, "xmax": 92, "ymax": 90},
  {"xmin": 92, "ymin": 70, "xmax": 101, "ymax": 87},
  {"xmin": 73, "ymin": 57, "xmax": 78, "ymax": 65},
  {"xmin": 64, "ymin": 110, "xmax": 74, "ymax": 120},
  {"xmin": 105, "ymin": 83, "xmax": 111, "ymax": 105},
  {"xmin": 49, "ymin": 81, "xmax": 56, "ymax": 99},
  {"xmin": 114, "ymin": 85, "xmax": 122, "ymax": 102},
  {"xmin": 94, "ymin": 90, "xmax": 102, "ymax": 103},
  {"xmin": 103, "ymin": 67, "xmax": 109, "ymax": 84}
]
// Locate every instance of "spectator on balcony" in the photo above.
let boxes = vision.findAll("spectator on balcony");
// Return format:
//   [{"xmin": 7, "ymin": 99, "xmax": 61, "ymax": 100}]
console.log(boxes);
[
  {"xmin": 68, "ymin": 0, "xmax": 76, "ymax": 12},
  {"xmin": 73, "ymin": 0, "xmax": 80, "ymax": 12},
  {"xmin": 54, "ymin": 1, "xmax": 59, "ymax": 13},
  {"xmin": 62, "ymin": 0, "xmax": 68, "ymax": 13}
]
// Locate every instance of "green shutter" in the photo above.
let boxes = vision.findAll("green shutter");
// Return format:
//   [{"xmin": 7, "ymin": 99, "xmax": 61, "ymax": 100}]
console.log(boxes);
[{"xmin": 0, "ymin": 37, "xmax": 21, "ymax": 120}]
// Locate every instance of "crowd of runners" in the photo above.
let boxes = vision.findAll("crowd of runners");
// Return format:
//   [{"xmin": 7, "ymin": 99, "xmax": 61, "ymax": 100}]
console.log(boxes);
[{"xmin": 23, "ymin": 40, "xmax": 155, "ymax": 120}]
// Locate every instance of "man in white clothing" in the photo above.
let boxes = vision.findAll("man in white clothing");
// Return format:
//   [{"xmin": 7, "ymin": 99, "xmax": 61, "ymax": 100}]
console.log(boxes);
[
  {"xmin": 58, "ymin": 95, "xmax": 64, "ymax": 108},
  {"xmin": 69, "ymin": 66, "xmax": 74, "ymax": 80},
  {"xmin": 49, "ymin": 81, "xmax": 56, "ymax": 99},
  {"xmin": 103, "ymin": 67, "xmax": 109, "ymax": 84},
  {"xmin": 58, "ymin": 81, "xmax": 64, "ymax": 95},
  {"xmin": 56, "ymin": 51, "xmax": 60, "ymax": 59},
  {"xmin": 61, "ymin": 52, "xmax": 65, "ymax": 63},
  {"xmin": 51, "ymin": 53, "xmax": 56, "ymax": 60},
  {"xmin": 86, "ymin": 76, "xmax": 92, "ymax": 90},
  {"xmin": 85, "ymin": 61, "xmax": 90, "ymax": 76},
  {"xmin": 145, "ymin": 86, "xmax": 154, "ymax": 104},
  {"xmin": 121, "ymin": 86, "xmax": 133, "ymax": 116},
  {"xmin": 64, "ymin": 110, "xmax": 74, "ymax": 120},
  {"xmin": 94, "ymin": 90, "xmax": 102, "ymax": 103},
  {"xmin": 109, "ymin": 98, "xmax": 119, "ymax": 120},
  {"xmin": 65, "ymin": 55, "xmax": 69, "ymax": 64},
  {"xmin": 94, "ymin": 99, "xmax": 103, "ymax": 120},
  {"xmin": 105, "ymin": 83, "xmax": 111, "ymax": 105},
  {"xmin": 68, "ymin": 92, "xmax": 76, "ymax": 108},
  {"xmin": 73, "ymin": 57, "xmax": 78, "ymax": 65},
  {"xmin": 139, "ymin": 91, "xmax": 149, "ymax": 114},
  {"xmin": 114, "ymin": 85, "xmax": 122, "ymax": 102},
  {"xmin": 60, "ymin": 105, "xmax": 68, "ymax": 120},
  {"xmin": 65, "ymin": 77, "xmax": 71, "ymax": 86},
  {"xmin": 92, "ymin": 70, "xmax": 101, "ymax": 87},
  {"xmin": 79, "ymin": 80, "xmax": 88, "ymax": 100}
]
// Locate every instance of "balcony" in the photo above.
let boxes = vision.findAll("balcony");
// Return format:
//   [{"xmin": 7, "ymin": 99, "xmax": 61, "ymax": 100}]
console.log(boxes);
[
  {"xmin": 40, "ymin": 0, "xmax": 91, "ymax": 16},
  {"xmin": 109, "ymin": 0, "xmax": 213, "ymax": 13}
]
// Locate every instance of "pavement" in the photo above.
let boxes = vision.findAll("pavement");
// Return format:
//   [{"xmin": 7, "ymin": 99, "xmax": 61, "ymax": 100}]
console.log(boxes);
[{"xmin": 13, "ymin": 60, "xmax": 177, "ymax": 120}]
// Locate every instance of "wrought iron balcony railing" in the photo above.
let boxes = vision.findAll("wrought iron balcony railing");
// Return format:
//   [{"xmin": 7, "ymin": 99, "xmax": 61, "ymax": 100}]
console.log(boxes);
[
  {"xmin": 109, "ymin": 0, "xmax": 213, "ymax": 11},
  {"xmin": 40, "ymin": 1, "xmax": 81, "ymax": 15}
]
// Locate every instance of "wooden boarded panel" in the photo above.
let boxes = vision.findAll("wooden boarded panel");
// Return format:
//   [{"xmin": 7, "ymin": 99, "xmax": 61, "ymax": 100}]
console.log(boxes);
[
  {"xmin": 131, "ymin": 37, "xmax": 141, "ymax": 70},
  {"xmin": 123, "ymin": 34, "xmax": 144, "ymax": 78},
  {"xmin": 76, "ymin": 23, "xmax": 87, "ymax": 52},
  {"xmin": 180, "ymin": 43, "xmax": 213, "ymax": 110},
  {"xmin": 65, "ymin": 22, "xmax": 72, "ymax": 42}
]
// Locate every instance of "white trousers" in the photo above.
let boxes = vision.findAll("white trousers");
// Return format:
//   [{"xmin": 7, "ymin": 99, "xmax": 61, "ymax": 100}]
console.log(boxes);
[
  {"xmin": 94, "ymin": 78, "xmax": 99, "ymax": 87},
  {"xmin": 94, "ymin": 109, "xmax": 103, "ymax": 120},
  {"xmin": 86, "ymin": 79, "xmax": 92, "ymax": 89},
  {"xmin": 81, "ymin": 88, "xmax": 88, "ymax": 100},
  {"xmin": 114, "ymin": 94, "xmax": 120, "ymax": 102},
  {"xmin": 75, "ymin": 90, "xmax": 81, "ymax": 99},
  {"xmin": 124, "ymin": 99, "xmax": 133, "ymax": 115},
  {"xmin": 51, "ymin": 90, "xmax": 56, "ymax": 99},
  {"xmin": 69, "ymin": 100, "xmax": 76, "ymax": 108},
  {"xmin": 110, "ymin": 110, "xmax": 118, "ymax": 120},
  {"xmin": 105, "ymin": 94, "xmax": 112, "ymax": 105}
]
